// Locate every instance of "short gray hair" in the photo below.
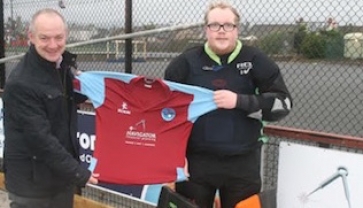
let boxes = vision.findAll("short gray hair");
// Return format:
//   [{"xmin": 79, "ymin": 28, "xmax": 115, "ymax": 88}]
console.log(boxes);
[{"xmin": 28, "ymin": 8, "xmax": 68, "ymax": 33}]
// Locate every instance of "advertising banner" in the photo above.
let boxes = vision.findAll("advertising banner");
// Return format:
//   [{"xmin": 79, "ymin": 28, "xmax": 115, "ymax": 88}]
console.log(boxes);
[{"xmin": 278, "ymin": 141, "xmax": 363, "ymax": 208}]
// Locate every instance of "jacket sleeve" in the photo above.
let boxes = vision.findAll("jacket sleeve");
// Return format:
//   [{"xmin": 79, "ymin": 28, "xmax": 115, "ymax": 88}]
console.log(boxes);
[
  {"xmin": 235, "ymin": 50, "xmax": 292, "ymax": 122},
  {"xmin": 75, "ymin": 93, "xmax": 88, "ymax": 104},
  {"xmin": 164, "ymin": 53, "xmax": 190, "ymax": 83},
  {"xmin": 5, "ymin": 82, "xmax": 91, "ymax": 187}
]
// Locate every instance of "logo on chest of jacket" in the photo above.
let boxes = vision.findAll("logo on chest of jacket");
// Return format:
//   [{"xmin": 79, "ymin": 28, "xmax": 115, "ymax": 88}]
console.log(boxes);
[
  {"xmin": 212, "ymin": 79, "xmax": 227, "ymax": 88},
  {"xmin": 236, "ymin": 62, "xmax": 253, "ymax": 75},
  {"xmin": 202, "ymin": 65, "xmax": 224, "ymax": 72}
]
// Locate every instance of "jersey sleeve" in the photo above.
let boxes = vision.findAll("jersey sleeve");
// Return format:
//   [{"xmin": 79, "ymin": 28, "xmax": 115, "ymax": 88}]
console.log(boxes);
[
  {"xmin": 74, "ymin": 72, "xmax": 106, "ymax": 108},
  {"xmin": 164, "ymin": 80, "xmax": 217, "ymax": 123},
  {"xmin": 74, "ymin": 71, "xmax": 137, "ymax": 109}
]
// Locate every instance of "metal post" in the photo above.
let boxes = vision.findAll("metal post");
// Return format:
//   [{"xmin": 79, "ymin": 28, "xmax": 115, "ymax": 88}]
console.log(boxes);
[
  {"xmin": 124, "ymin": 0, "xmax": 132, "ymax": 74},
  {"xmin": 10, "ymin": 0, "xmax": 13, "ymax": 22},
  {"xmin": 0, "ymin": 0, "xmax": 6, "ymax": 89}
]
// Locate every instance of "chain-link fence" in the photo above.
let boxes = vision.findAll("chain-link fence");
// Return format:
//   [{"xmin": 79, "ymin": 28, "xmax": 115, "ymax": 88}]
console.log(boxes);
[
  {"xmin": 3, "ymin": 0, "xmax": 362, "ymax": 137},
  {"xmin": 1, "ymin": 0, "xmax": 363, "ymax": 207}
]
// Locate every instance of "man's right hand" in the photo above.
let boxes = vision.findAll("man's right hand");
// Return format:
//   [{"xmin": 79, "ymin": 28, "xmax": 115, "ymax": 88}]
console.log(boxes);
[{"xmin": 88, "ymin": 173, "xmax": 99, "ymax": 185}]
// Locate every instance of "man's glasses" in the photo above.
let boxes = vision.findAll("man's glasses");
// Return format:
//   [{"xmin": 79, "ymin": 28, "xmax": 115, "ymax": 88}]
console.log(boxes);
[{"xmin": 207, "ymin": 23, "xmax": 236, "ymax": 32}]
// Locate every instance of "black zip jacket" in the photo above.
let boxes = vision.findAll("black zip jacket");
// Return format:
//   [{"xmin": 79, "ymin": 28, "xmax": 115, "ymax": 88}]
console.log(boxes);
[
  {"xmin": 3, "ymin": 45, "xmax": 90, "ymax": 197},
  {"xmin": 164, "ymin": 44, "xmax": 292, "ymax": 155}
]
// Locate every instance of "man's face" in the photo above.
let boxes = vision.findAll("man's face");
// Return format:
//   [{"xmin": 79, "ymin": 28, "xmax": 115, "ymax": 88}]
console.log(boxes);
[
  {"xmin": 205, "ymin": 8, "xmax": 238, "ymax": 55},
  {"xmin": 28, "ymin": 13, "xmax": 67, "ymax": 62}
]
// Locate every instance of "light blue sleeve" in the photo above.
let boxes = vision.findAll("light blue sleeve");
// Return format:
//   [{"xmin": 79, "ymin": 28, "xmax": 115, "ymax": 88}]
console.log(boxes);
[
  {"xmin": 165, "ymin": 80, "xmax": 217, "ymax": 123},
  {"xmin": 76, "ymin": 72, "xmax": 216, "ymax": 121},
  {"xmin": 75, "ymin": 71, "xmax": 136, "ymax": 109},
  {"xmin": 141, "ymin": 184, "xmax": 163, "ymax": 205},
  {"xmin": 88, "ymin": 157, "xmax": 97, "ymax": 172}
]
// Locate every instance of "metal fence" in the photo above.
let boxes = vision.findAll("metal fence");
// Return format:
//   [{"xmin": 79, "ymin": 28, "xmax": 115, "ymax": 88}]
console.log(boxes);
[
  {"xmin": 3, "ymin": 0, "xmax": 362, "ymax": 137},
  {"xmin": 2, "ymin": 0, "xmax": 363, "ymax": 207},
  {"xmin": 81, "ymin": 184, "xmax": 156, "ymax": 208}
]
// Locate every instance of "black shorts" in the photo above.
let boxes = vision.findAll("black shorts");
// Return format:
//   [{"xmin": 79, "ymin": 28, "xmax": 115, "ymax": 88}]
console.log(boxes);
[{"xmin": 176, "ymin": 148, "xmax": 262, "ymax": 208}]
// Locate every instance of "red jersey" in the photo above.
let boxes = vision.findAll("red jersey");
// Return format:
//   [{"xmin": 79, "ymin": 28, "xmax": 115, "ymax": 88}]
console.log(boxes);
[{"xmin": 75, "ymin": 71, "xmax": 216, "ymax": 184}]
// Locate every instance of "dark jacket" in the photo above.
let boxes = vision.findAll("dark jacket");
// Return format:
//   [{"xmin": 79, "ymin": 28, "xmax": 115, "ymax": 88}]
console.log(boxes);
[
  {"xmin": 164, "ymin": 44, "xmax": 292, "ymax": 155},
  {"xmin": 3, "ymin": 45, "xmax": 91, "ymax": 197}
]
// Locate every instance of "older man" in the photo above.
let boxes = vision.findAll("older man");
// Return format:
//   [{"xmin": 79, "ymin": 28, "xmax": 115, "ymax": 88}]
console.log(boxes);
[{"xmin": 3, "ymin": 8, "xmax": 98, "ymax": 208}]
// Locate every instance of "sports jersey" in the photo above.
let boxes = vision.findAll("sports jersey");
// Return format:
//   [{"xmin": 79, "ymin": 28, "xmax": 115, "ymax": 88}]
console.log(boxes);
[{"xmin": 74, "ymin": 71, "xmax": 217, "ymax": 184}]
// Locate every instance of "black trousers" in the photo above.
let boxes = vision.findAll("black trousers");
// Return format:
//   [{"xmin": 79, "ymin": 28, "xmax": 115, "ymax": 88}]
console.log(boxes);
[
  {"xmin": 176, "ymin": 148, "xmax": 262, "ymax": 208},
  {"xmin": 8, "ymin": 187, "xmax": 74, "ymax": 208}
]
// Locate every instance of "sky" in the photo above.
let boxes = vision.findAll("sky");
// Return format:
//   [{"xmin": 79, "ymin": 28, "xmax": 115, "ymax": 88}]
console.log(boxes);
[{"xmin": 3, "ymin": 0, "xmax": 363, "ymax": 28}]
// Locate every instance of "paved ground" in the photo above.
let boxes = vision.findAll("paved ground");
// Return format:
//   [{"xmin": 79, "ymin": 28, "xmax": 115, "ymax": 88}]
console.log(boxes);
[{"xmin": 0, "ymin": 190, "xmax": 9, "ymax": 208}]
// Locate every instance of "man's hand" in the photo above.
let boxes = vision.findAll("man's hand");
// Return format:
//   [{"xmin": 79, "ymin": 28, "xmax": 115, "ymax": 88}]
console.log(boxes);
[
  {"xmin": 214, "ymin": 90, "xmax": 237, "ymax": 109},
  {"xmin": 88, "ymin": 173, "xmax": 99, "ymax": 185},
  {"xmin": 184, "ymin": 158, "xmax": 190, "ymax": 178},
  {"xmin": 71, "ymin": 67, "xmax": 83, "ymax": 76},
  {"xmin": 75, "ymin": 70, "xmax": 83, "ymax": 76}
]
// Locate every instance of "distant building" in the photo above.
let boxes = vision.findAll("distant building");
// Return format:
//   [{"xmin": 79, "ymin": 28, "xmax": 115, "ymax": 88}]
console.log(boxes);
[
  {"xmin": 326, "ymin": 17, "xmax": 338, "ymax": 31},
  {"xmin": 68, "ymin": 26, "xmax": 98, "ymax": 42}
]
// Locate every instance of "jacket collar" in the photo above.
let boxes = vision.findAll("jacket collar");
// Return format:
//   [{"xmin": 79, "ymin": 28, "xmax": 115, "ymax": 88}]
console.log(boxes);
[
  {"xmin": 28, "ymin": 44, "xmax": 78, "ymax": 70},
  {"xmin": 204, "ymin": 40, "xmax": 243, "ymax": 65}
]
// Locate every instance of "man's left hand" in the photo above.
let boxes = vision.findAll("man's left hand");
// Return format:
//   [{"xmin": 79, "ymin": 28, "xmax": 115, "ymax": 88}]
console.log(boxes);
[{"xmin": 214, "ymin": 90, "xmax": 237, "ymax": 109}]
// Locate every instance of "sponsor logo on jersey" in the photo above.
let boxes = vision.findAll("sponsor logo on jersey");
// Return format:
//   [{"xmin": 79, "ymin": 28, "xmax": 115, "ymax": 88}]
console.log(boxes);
[
  {"xmin": 117, "ymin": 101, "xmax": 131, "ymax": 115},
  {"xmin": 126, "ymin": 119, "xmax": 157, "ymax": 145},
  {"xmin": 161, "ymin": 108, "xmax": 176, "ymax": 121}
]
